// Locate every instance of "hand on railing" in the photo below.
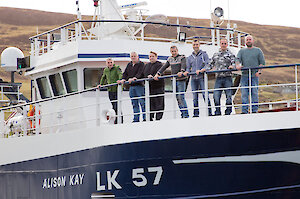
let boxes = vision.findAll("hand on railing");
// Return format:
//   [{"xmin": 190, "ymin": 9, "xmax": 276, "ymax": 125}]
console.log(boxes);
[
  {"xmin": 128, "ymin": 77, "xmax": 137, "ymax": 84},
  {"xmin": 196, "ymin": 68, "xmax": 206, "ymax": 75},
  {"xmin": 255, "ymin": 64, "xmax": 264, "ymax": 77},
  {"xmin": 236, "ymin": 64, "xmax": 243, "ymax": 70},
  {"xmin": 117, "ymin": 79, "xmax": 126, "ymax": 84},
  {"xmin": 177, "ymin": 72, "xmax": 184, "ymax": 77},
  {"xmin": 153, "ymin": 74, "xmax": 160, "ymax": 81}
]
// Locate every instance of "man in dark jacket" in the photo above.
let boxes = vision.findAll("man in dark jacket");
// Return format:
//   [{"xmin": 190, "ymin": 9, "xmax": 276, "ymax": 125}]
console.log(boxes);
[
  {"xmin": 97, "ymin": 58, "xmax": 123, "ymax": 123},
  {"xmin": 118, "ymin": 52, "xmax": 145, "ymax": 122},
  {"xmin": 144, "ymin": 51, "xmax": 165, "ymax": 121}
]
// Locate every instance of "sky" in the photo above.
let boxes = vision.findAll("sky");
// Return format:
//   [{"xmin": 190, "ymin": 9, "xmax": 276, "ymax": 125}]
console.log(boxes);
[{"xmin": 0, "ymin": 0, "xmax": 299, "ymax": 28}]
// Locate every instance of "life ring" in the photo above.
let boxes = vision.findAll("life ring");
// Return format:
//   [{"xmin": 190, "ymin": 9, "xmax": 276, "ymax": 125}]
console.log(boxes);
[
  {"xmin": 27, "ymin": 105, "xmax": 41, "ymax": 129},
  {"xmin": 101, "ymin": 109, "xmax": 116, "ymax": 124}
]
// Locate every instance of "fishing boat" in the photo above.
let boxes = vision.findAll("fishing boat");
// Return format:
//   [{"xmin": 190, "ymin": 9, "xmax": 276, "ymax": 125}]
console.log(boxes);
[{"xmin": 0, "ymin": 0, "xmax": 299, "ymax": 198}]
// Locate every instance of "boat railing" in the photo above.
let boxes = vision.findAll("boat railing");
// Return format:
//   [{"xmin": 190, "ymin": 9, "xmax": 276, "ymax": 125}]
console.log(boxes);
[
  {"xmin": 0, "ymin": 83, "xmax": 24, "ymax": 106},
  {"xmin": 29, "ymin": 20, "xmax": 249, "ymax": 57},
  {"xmin": 0, "ymin": 63, "xmax": 299, "ymax": 138}
]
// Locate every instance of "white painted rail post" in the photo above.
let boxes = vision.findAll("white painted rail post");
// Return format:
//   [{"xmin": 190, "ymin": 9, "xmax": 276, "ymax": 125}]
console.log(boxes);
[
  {"xmin": 79, "ymin": 22, "xmax": 82, "ymax": 39},
  {"xmin": 211, "ymin": 22, "xmax": 215, "ymax": 46},
  {"xmin": 0, "ymin": 110, "xmax": 4, "ymax": 138},
  {"xmin": 117, "ymin": 84, "xmax": 122, "ymax": 124},
  {"xmin": 47, "ymin": 34, "xmax": 51, "ymax": 53},
  {"xmin": 17, "ymin": 85, "xmax": 20, "ymax": 102},
  {"xmin": 22, "ymin": 106, "xmax": 28, "ymax": 136},
  {"xmin": 145, "ymin": 80, "xmax": 150, "ymax": 121},
  {"xmin": 42, "ymin": 42, "xmax": 45, "ymax": 54},
  {"xmin": 35, "ymin": 103, "xmax": 40, "ymax": 134},
  {"xmin": 1, "ymin": 86, "xmax": 3, "ymax": 101},
  {"xmin": 249, "ymin": 69, "xmax": 252, "ymax": 114},
  {"xmin": 204, "ymin": 72, "xmax": 209, "ymax": 117},
  {"xmin": 34, "ymin": 38, "xmax": 39, "ymax": 56},
  {"xmin": 31, "ymin": 42, "xmax": 35, "ymax": 56},
  {"xmin": 238, "ymin": 33, "xmax": 241, "ymax": 49},
  {"xmin": 172, "ymin": 77, "xmax": 177, "ymax": 119},
  {"xmin": 141, "ymin": 25, "xmax": 145, "ymax": 41},
  {"xmin": 216, "ymin": 28, "xmax": 220, "ymax": 48},
  {"xmin": 295, "ymin": 65, "xmax": 299, "ymax": 111},
  {"xmin": 75, "ymin": 23, "xmax": 79, "ymax": 39},
  {"xmin": 96, "ymin": 88, "xmax": 100, "ymax": 126},
  {"xmin": 61, "ymin": 28, "xmax": 66, "ymax": 45},
  {"xmin": 226, "ymin": 24, "xmax": 230, "ymax": 46}
]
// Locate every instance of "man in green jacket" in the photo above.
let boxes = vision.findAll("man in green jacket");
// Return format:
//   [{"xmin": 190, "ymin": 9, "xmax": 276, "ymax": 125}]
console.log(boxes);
[{"xmin": 98, "ymin": 58, "xmax": 123, "ymax": 123}]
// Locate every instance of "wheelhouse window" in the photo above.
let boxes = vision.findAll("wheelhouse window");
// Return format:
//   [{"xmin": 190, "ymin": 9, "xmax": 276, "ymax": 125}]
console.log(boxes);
[
  {"xmin": 84, "ymin": 68, "xmax": 104, "ymax": 89},
  {"xmin": 49, "ymin": 73, "xmax": 65, "ymax": 96},
  {"xmin": 62, "ymin": 69, "xmax": 78, "ymax": 93},
  {"xmin": 36, "ymin": 77, "xmax": 52, "ymax": 99}
]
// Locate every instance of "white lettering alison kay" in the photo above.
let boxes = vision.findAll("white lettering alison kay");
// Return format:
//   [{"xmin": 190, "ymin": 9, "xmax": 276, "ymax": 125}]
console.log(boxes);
[{"xmin": 42, "ymin": 173, "xmax": 85, "ymax": 189}]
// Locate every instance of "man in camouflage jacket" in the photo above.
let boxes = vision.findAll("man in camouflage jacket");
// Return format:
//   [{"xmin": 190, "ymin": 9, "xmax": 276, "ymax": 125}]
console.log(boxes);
[{"xmin": 209, "ymin": 38, "xmax": 236, "ymax": 115}]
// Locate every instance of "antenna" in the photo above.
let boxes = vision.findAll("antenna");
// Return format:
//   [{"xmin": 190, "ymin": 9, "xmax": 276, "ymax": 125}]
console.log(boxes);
[
  {"xmin": 91, "ymin": 0, "xmax": 101, "ymax": 30},
  {"xmin": 227, "ymin": 0, "xmax": 230, "ymax": 26},
  {"xmin": 93, "ymin": 0, "xmax": 101, "ymax": 20}
]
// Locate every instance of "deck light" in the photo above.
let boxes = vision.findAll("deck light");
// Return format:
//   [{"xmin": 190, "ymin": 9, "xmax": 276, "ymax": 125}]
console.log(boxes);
[
  {"xmin": 211, "ymin": 7, "xmax": 224, "ymax": 26},
  {"xmin": 178, "ymin": 32, "xmax": 186, "ymax": 42}
]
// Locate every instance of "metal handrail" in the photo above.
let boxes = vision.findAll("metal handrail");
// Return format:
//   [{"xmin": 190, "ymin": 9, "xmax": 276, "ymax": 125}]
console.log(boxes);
[
  {"xmin": 1, "ymin": 64, "xmax": 299, "ymax": 112},
  {"xmin": 29, "ymin": 19, "xmax": 249, "ymax": 40},
  {"xmin": 1, "ymin": 63, "xmax": 300, "ymax": 137}
]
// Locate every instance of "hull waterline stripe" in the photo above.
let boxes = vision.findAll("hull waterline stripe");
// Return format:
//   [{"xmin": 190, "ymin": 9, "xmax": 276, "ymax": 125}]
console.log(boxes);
[
  {"xmin": 171, "ymin": 184, "xmax": 300, "ymax": 199},
  {"xmin": 173, "ymin": 150, "xmax": 300, "ymax": 165}
]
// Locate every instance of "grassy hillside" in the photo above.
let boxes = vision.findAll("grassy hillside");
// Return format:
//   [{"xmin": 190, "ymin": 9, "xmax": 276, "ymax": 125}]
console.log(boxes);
[{"xmin": 0, "ymin": 7, "xmax": 299, "ymax": 101}]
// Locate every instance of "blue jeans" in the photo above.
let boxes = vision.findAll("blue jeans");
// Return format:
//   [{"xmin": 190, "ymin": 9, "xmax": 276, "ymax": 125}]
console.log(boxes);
[
  {"xmin": 176, "ymin": 80, "xmax": 189, "ymax": 118},
  {"xmin": 129, "ymin": 85, "xmax": 146, "ymax": 122},
  {"xmin": 191, "ymin": 78, "xmax": 212, "ymax": 116},
  {"xmin": 213, "ymin": 76, "xmax": 232, "ymax": 115},
  {"xmin": 240, "ymin": 75, "xmax": 259, "ymax": 114}
]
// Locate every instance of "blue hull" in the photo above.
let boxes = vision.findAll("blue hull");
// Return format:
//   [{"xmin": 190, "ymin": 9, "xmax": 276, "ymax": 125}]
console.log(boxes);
[{"xmin": 1, "ymin": 128, "xmax": 300, "ymax": 199}]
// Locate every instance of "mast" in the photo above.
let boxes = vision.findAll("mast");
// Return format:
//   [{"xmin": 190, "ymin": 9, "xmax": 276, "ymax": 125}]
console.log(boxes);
[{"xmin": 76, "ymin": 0, "xmax": 81, "ymax": 20}]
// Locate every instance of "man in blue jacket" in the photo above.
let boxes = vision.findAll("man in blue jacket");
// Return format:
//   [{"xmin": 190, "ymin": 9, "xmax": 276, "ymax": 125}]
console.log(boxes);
[{"xmin": 184, "ymin": 40, "xmax": 212, "ymax": 117}]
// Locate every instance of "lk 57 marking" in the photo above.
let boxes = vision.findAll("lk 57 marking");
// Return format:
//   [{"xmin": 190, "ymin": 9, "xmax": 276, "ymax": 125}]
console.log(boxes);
[{"xmin": 96, "ymin": 166, "xmax": 163, "ymax": 191}]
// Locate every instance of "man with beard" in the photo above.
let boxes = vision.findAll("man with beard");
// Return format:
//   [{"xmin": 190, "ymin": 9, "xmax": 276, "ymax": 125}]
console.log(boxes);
[
  {"xmin": 144, "ymin": 51, "xmax": 165, "ymax": 121},
  {"xmin": 236, "ymin": 35, "xmax": 265, "ymax": 114}
]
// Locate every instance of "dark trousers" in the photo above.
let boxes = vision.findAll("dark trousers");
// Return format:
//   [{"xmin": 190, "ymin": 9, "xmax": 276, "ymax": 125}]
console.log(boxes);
[
  {"xmin": 150, "ymin": 87, "xmax": 165, "ymax": 121},
  {"xmin": 108, "ymin": 91, "xmax": 123, "ymax": 124}
]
